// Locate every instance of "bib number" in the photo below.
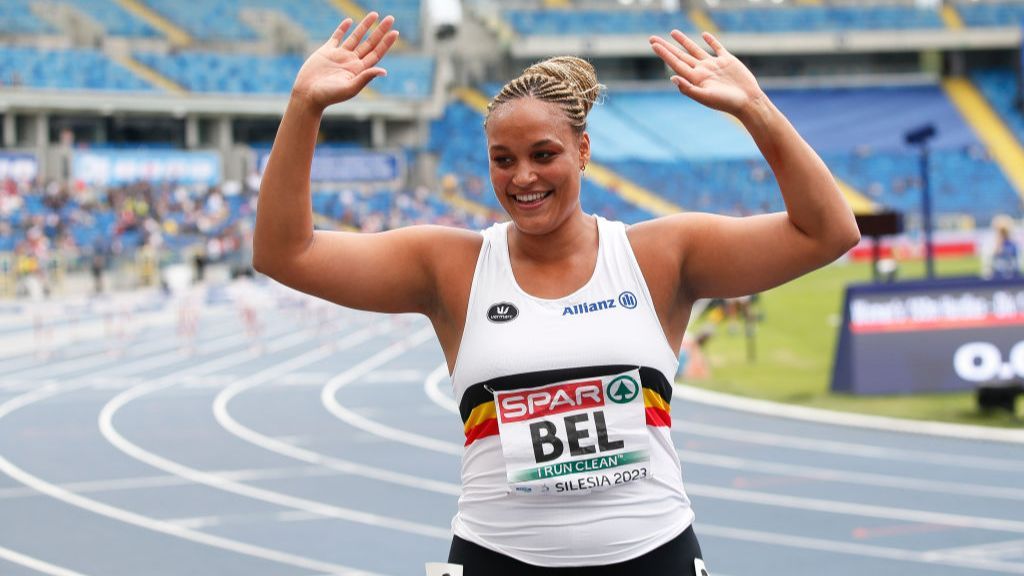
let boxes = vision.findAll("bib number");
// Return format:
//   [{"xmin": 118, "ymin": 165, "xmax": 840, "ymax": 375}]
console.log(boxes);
[{"xmin": 492, "ymin": 369, "xmax": 650, "ymax": 495}]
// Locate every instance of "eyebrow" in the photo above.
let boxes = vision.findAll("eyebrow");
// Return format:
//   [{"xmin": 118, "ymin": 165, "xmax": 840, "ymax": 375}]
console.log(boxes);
[{"xmin": 488, "ymin": 139, "xmax": 560, "ymax": 152}]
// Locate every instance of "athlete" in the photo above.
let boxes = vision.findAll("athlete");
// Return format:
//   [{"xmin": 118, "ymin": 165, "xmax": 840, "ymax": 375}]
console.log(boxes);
[{"xmin": 254, "ymin": 13, "xmax": 860, "ymax": 575}]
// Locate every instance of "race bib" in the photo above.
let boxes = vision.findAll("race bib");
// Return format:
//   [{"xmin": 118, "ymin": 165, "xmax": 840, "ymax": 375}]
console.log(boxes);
[{"xmin": 492, "ymin": 369, "xmax": 650, "ymax": 495}]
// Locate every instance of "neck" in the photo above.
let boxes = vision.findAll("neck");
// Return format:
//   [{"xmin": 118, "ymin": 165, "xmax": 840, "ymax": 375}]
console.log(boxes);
[{"xmin": 508, "ymin": 209, "xmax": 596, "ymax": 265}]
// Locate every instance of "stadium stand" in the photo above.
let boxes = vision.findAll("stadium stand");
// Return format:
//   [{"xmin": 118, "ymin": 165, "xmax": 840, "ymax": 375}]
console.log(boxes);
[
  {"xmin": 60, "ymin": 0, "xmax": 162, "ymax": 37},
  {"xmin": 3, "ymin": 0, "xmax": 1024, "ymax": 296},
  {"xmin": 0, "ymin": 0, "xmax": 56, "ymax": 35},
  {"xmin": 954, "ymin": 0, "xmax": 1024, "ymax": 27},
  {"xmin": 503, "ymin": 8, "xmax": 697, "ymax": 36},
  {"xmin": 708, "ymin": 5, "xmax": 945, "ymax": 33},
  {"xmin": 125, "ymin": 51, "xmax": 434, "ymax": 97},
  {"xmin": 0, "ymin": 46, "xmax": 156, "ymax": 91}
]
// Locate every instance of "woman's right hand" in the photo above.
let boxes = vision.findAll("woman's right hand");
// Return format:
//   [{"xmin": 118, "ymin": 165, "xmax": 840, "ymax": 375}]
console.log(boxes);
[{"xmin": 292, "ymin": 13, "xmax": 399, "ymax": 112}]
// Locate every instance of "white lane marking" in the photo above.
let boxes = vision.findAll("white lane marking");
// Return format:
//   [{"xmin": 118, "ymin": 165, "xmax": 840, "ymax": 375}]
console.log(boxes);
[
  {"xmin": 0, "ymin": 466, "xmax": 349, "ymax": 500},
  {"xmin": 687, "ymin": 483, "xmax": 1024, "ymax": 534},
  {"xmin": 321, "ymin": 329, "xmax": 460, "ymax": 457},
  {"xmin": 423, "ymin": 363, "xmax": 458, "ymax": 415},
  {"xmin": 698, "ymin": 523, "xmax": 1024, "ymax": 575},
  {"xmin": 0, "ymin": 330, "xmax": 380, "ymax": 576},
  {"xmin": 678, "ymin": 421, "xmax": 1024, "ymax": 472},
  {"xmin": 101, "ymin": 326, "xmax": 451, "ymax": 542},
  {"xmin": 0, "ymin": 545, "xmax": 89, "ymax": 576},
  {"xmin": 679, "ymin": 450, "xmax": 1024, "ymax": 502},
  {"xmin": 678, "ymin": 385, "xmax": 1024, "ymax": 444},
  {"xmin": 926, "ymin": 538, "xmax": 1024, "ymax": 560},
  {"xmin": 334, "ymin": 364, "xmax": 1024, "ymax": 573},
  {"xmin": 215, "ymin": 332, "xmax": 461, "ymax": 497}
]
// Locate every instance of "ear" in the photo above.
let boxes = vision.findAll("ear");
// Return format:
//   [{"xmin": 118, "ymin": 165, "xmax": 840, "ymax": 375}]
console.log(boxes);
[{"xmin": 579, "ymin": 132, "xmax": 591, "ymax": 170}]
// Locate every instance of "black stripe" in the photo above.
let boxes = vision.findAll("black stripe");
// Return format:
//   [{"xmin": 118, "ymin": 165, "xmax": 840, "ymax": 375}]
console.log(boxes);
[{"xmin": 459, "ymin": 365, "xmax": 672, "ymax": 423}]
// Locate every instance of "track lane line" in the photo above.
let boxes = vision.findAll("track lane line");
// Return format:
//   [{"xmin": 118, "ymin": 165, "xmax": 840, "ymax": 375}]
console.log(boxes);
[
  {"xmin": 0, "ymin": 328, "xmax": 379, "ymax": 576},
  {"xmin": 100, "ymin": 326, "xmax": 451, "ymax": 544}
]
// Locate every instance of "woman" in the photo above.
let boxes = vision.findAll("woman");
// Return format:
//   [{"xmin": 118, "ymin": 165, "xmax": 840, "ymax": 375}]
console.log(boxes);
[{"xmin": 254, "ymin": 13, "xmax": 860, "ymax": 575}]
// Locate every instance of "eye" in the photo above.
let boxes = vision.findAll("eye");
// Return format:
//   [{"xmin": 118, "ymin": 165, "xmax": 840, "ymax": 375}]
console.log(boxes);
[
  {"xmin": 491, "ymin": 156, "xmax": 512, "ymax": 167},
  {"xmin": 534, "ymin": 151, "xmax": 556, "ymax": 161}
]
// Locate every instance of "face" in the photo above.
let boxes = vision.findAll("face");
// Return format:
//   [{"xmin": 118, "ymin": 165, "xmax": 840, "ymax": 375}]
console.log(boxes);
[{"xmin": 485, "ymin": 97, "xmax": 590, "ymax": 236}]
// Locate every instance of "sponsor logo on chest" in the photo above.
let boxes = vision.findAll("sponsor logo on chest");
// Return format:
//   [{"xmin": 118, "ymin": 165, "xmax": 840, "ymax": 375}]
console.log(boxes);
[{"xmin": 562, "ymin": 291, "xmax": 638, "ymax": 317}]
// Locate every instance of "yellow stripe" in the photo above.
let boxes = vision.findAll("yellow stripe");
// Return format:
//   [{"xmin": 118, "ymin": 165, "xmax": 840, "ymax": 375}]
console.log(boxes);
[
  {"xmin": 108, "ymin": 52, "xmax": 187, "ymax": 94},
  {"xmin": 643, "ymin": 388, "xmax": 670, "ymax": 413},
  {"xmin": 836, "ymin": 178, "xmax": 878, "ymax": 215},
  {"xmin": 688, "ymin": 9, "xmax": 718, "ymax": 34},
  {"xmin": 114, "ymin": 0, "xmax": 192, "ymax": 46},
  {"xmin": 583, "ymin": 163, "xmax": 683, "ymax": 217},
  {"xmin": 940, "ymin": 5, "xmax": 964, "ymax": 30},
  {"xmin": 464, "ymin": 401, "xmax": 496, "ymax": 432},
  {"xmin": 943, "ymin": 77, "xmax": 1024, "ymax": 202},
  {"xmin": 543, "ymin": 0, "xmax": 571, "ymax": 6}
]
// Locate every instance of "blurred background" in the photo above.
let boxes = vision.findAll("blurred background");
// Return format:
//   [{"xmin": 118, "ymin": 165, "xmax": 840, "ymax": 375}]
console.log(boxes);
[{"xmin": 1, "ymin": 0, "xmax": 1023, "ymax": 424}]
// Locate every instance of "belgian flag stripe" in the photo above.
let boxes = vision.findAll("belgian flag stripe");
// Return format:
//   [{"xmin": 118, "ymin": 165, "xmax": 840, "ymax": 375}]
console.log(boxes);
[{"xmin": 461, "ymin": 368, "xmax": 673, "ymax": 446}]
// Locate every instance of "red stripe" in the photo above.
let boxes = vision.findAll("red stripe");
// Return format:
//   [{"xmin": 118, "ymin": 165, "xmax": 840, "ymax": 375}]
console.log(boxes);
[
  {"xmin": 464, "ymin": 418, "xmax": 499, "ymax": 446},
  {"xmin": 645, "ymin": 407, "xmax": 671, "ymax": 427},
  {"xmin": 851, "ymin": 314, "xmax": 1024, "ymax": 334}
]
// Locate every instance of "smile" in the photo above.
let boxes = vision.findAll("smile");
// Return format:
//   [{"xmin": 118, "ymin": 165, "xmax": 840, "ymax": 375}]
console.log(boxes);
[{"xmin": 513, "ymin": 191, "xmax": 553, "ymax": 204}]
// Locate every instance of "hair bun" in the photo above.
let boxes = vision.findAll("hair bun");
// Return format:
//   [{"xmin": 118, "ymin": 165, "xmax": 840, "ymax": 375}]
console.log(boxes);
[{"xmin": 523, "ymin": 56, "xmax": 602, "ymax": 117}]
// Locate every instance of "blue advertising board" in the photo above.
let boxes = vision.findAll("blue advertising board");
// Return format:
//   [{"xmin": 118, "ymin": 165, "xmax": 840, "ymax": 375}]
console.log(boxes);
[
  {"xmin": 832, "ymin": 277, "xmax": 1024, "ymax": 394},
  {"xmin": 257, "ymin": 148, "xmax": 402, "ymax": 183},
  {"xmin": 0, "ymin": 152, "xmax": 38, "ymax": 182},
  {"xmin": 72, "ymin": 150, "xmax": 221, "ymax": 186}
]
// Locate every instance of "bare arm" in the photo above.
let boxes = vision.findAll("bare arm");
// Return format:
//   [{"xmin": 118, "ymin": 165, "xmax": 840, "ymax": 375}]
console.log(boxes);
[
  {"xmin": 646, "ymin": 31, "xmax": 861, "ymax": 301},
  {"xmin": 253, "ymin": 14, "xmax": 471, "ymax": 315}
]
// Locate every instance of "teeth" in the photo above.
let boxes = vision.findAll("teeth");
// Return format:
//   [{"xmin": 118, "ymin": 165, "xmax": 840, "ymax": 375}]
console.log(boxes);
[{"xmin": 516, "ymin": 192, "xmax": 547, "ymax": 203}]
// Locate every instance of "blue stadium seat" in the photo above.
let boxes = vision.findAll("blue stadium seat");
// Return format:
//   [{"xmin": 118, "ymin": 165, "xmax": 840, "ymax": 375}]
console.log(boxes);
[
  {"xmin": 971, "ymin": 68, "xmax": 1024, "ymax": 145},
  {"xmin": 62, "ymin": 0, "xmax": 161, "ymax": 37},
  {"xmin": 133, "ymin": 51, "xmax": 433, "ymax": 97},
  {"xmin": 956, "ymin": 1, "xmax": 1024, "ymax": 27},
  {"xmin": 0, "ymin": 0, "xmax": 57, "ymax": 35},
  {"xmin": 0, "ymin": 46, "xmax": 155, "ymax": 91},
  {"xmin": 710, "ymin": 5, "xmax": 943, "ymax": 32},
  {"xmin": 504, "ymin": 9, "xmax": 696, "ymax": 36}
]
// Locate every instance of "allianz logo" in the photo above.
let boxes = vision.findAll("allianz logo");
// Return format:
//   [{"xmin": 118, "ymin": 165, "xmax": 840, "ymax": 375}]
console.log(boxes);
[{"xmin": 562, "ymin": 291, "xmax": 638, "ymax": 316}]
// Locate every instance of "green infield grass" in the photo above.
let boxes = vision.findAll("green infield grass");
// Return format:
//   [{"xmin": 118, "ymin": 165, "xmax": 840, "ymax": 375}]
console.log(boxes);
[{"xmin": 684, "ymin": 255, "xmax": 1024, "ymax": 428}]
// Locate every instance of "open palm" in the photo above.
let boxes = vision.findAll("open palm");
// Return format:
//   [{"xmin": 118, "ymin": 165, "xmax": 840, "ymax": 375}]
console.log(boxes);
[
  {"xmin": 650, "ymin": 30, "xmax": 763, "ymax": 116},
  {"xmin": 293, "ymin": 13, "xmax": 399, "ymax": 111}
]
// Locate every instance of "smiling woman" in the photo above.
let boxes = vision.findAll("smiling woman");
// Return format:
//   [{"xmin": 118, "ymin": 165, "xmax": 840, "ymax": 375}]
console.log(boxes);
[{"xmin": 252, "ymin": 12, "xmax": 859, "ymax": 576}]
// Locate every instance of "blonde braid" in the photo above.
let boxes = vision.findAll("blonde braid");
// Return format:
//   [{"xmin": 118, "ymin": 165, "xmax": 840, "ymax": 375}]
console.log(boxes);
[{"xmin": 486, "ymin": 56, "xmax": 603, "ymax": 134}]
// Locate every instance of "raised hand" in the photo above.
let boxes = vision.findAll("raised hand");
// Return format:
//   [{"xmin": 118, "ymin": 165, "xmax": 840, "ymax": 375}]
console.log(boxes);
[
  {"xmin": 292, "ymin": 13, "xmax": 399, "ymax": 112},
  {"xmin": 649, "ymin": 30, "xmax": 764, "ymax": 118}
]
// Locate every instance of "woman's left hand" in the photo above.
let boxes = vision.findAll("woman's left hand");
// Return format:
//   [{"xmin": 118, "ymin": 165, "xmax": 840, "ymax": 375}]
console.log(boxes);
[{"xmin": 649, "ymin": 30, "xmax": 764, "ymax": 118}]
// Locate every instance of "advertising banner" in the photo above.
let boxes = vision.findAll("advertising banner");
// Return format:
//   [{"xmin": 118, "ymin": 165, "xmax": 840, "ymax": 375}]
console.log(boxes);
[
  {"xmin": 0, "ymin": 152, "xmax": 38, "ymax": 182},
  {"xmin": 832, "ymin": 278, "xmax": 1024, "ymax": 394},
  {"xmin": 257, "ymin": 148, "xmax": 402, "ymax": 183},
  {"xmin": 72, "ymin": 150, "xmax": 221, "ymax": 186}
]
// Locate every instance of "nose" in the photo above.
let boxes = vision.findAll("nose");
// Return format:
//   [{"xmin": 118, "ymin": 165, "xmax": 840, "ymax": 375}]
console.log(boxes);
[{"xmin": 511, "ymin": 163, "xmax": 537, "ymax": 188}]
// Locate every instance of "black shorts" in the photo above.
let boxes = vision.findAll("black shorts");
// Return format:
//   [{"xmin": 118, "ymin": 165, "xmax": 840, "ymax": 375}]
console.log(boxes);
[{"xmin": 448, "ymin": 525, "xmax": 705, "ymax": 576}]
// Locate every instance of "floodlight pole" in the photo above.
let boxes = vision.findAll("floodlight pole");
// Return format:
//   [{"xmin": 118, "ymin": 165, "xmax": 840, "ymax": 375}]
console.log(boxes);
[{"xmin": 918, "ymin": 141, "xmax": 936, "ymax": 280}]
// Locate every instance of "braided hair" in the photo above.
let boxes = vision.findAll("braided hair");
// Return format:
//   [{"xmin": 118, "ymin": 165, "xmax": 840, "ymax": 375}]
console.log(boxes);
[{"xmin": 486, "ymin": 56, "xmax": 603, "ymax": 135}]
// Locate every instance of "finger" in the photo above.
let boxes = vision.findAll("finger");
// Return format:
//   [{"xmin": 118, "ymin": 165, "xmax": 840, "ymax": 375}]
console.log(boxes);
[
  {"xmin": 351, "ymin": 67, "xmax": 387, "ymax": 93},
  {"xmin": 702, "ymin": 32, "xmax": 727, "ymax": 57},
  {"xmin": 341, "ymin": 11, "xmax": 379, "ymax": 51},
  {"xmin": 328, "ymin": 19, "xmax": 353, "ymax": 46},
  {"xmin": 671, "ymin": 75, "xmax": 705, "ymax": 101},
  {"xmin": 650, "ymin": 35, "xmax": 698, "ymax": 68},
  {"xmin": 356, "ymin": 14, "xmax": 395, "ymax": 59},
  {"xmin": 651, "ymin": 42, "xmax": 696, "ymax": 81},
  {"xmin": 361, "ymin": 30, "xmax": 400, "ymax": 68},
  {"xmin": 670, "ymin": 29, "xmax": 711, "ymax": 60}
]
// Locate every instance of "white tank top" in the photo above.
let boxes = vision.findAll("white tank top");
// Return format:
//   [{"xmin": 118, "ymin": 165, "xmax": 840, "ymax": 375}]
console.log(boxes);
[{"xmin": 450, "ymin": 216, "xmax": 695, "ymax": 567}]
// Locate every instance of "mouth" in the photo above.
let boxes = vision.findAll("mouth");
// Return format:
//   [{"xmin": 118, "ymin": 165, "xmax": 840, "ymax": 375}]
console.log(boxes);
[{"xmin": 510, "ymin": 190, "xmax": 553, "ymax": 207}]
